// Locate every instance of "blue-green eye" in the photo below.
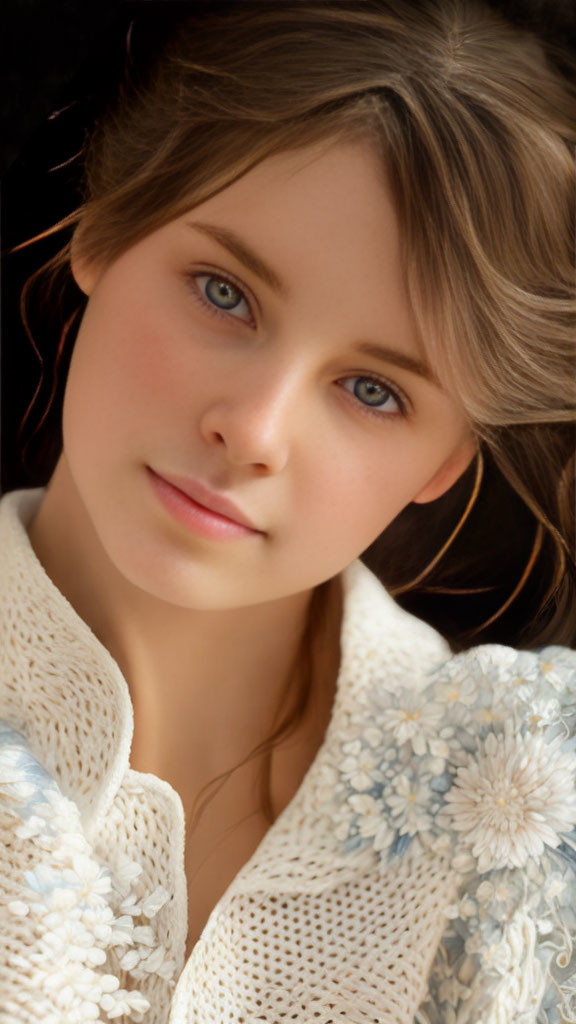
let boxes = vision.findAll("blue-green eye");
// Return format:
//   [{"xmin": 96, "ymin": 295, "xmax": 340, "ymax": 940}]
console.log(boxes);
[
  {"xmin": 191, "ymin": 273, "xmax": 253, "ymax": 323},
  {"xmin": 205, "ymin": 277, "xmax": 243, "ymax": 309},
  {"xmin": 341, "ymin": 376, "xmax": 404, "ymax": 416}
]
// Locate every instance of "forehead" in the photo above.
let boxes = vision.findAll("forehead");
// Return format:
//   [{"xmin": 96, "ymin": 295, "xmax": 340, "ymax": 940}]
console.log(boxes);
[
  {"xmin": 170, "ymin": 137, "xmax": 428, "ymax": 360},
  {"xmin": 172, "ymin": 140, "xmax": 413, "ymax": 304},
  {"xmin": 184, "ymin": 137, "xmax": 396, "ymax": 250}
]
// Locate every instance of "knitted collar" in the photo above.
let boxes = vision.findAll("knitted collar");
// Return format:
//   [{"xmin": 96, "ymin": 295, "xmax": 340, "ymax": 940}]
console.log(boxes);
[{"xmin": 0, "ymin": 487, "xmax": 449, "ymax": 844}]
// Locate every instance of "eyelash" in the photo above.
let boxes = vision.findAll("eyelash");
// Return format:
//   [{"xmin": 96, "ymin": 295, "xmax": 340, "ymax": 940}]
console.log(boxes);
[{"xmin": 186, "ymin": 270, "xmax": 409, "ymax": 420}]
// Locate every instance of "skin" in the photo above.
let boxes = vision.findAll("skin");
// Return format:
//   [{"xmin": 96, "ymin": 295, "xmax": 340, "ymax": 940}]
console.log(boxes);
[{"xmin": 28, "ymin": 137, "xmax": 476, "ymax": 799}]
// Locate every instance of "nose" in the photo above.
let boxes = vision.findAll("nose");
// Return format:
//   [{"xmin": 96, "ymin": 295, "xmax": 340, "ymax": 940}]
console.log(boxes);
[{"xmin": 198, "ymin": 359, "xmax": 302, "ymax": 474}]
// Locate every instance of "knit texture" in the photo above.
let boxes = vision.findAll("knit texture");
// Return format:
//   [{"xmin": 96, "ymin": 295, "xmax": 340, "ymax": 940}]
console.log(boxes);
[{"xmin": 0, "ymin": 488, "xmax": 574, "ymax": 1023}]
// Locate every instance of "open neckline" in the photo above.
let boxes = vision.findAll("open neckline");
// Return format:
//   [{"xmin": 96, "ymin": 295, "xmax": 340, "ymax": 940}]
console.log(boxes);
[{"xmin": 127, "ymin": 604, "xmax": 350, "ymax": 970}]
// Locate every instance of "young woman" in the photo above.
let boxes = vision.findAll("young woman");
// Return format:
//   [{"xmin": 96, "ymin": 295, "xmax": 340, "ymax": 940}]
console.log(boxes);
[{"xmin": 1, "ymin": 1, "xmax": 575, "ymax": 1021}]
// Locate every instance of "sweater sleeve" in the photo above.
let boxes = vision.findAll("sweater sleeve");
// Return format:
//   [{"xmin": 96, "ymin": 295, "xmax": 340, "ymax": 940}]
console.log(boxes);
[
  {"xmin": 415, "ymin": 644, "xmax": 576, "ymax": 1024},
  {"xmin": 0, "ymin": 720, "xmax": 173, "ymax": 1022},
  {"xmin": 330, "ymin": 642, "xmax": 576, "ymax": 1023}
]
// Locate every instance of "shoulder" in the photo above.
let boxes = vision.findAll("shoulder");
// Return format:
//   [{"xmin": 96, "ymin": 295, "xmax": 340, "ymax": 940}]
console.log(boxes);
[
  {"xmin": 329, "ymin": 637, "xmax": 576, "ymax": 1020},
  {"xmin": 0, "ymin": 720, "xmax": 175, "ymax": 1020}
]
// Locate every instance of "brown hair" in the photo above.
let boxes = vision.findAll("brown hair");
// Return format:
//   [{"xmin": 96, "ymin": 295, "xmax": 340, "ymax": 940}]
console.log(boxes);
[{"xmin": 11, "ymin": 0, "xmax": 576, "ymax": 825}]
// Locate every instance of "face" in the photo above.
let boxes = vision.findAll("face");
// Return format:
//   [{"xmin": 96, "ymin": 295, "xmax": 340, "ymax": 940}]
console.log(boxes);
[{"xmin": 62, "ymin": 138, "xmax": 476, "ymax": 609}]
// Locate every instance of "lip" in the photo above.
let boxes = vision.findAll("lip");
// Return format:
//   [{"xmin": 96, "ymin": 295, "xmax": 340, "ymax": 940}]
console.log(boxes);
[{"xmin": 146, "ymin": 467, "xmax": 262, "ymax": 536}]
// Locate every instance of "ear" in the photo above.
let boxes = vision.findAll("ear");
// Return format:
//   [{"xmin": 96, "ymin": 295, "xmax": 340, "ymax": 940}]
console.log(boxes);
[
  {"xmin": 412, "ymin": 437, "xmax": 478, "ymax": 505},
  {"xmin": 70, "ymin": 229, "xmax": 101, "ymax": 297}
]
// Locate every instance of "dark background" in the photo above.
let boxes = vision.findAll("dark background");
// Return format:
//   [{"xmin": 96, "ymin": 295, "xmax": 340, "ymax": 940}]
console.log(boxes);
[{"xmin": 2, "ymin": 0, "xmax": 576, "ymax": 495}]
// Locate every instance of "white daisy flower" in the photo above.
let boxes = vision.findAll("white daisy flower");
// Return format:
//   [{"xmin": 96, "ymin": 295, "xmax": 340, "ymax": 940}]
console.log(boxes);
[
  {"xmin": 349, "ymin": 793, "xmax": 394, "ymax": 852},
  {"xmin": 340, "ymin": 748, "xmax": 382, "ymax": 791},
  {"xmin": 378, "ymin": 690, "xmax": 445, "ymax": 756},
  {"xmin": 525, "ymin": 697, "xmax": 562, "ymax": 728},
  {"xmin": 514, "ymin": 648, "xmax": 576, "ymax": 696},
  {"xmin": 66, "ymin": 855, "xmax": 113, "ymax": 898},
  {"xmin": 445, "ymin": 725, "xmax": 576, "ymax": 872},
  {"xmin": 387, "ymin": 773, "xmax": 433, "ymax": 835},
  {"xmin": 349, "ymin": 793, "xmax": 380, "ymax": 815},
  {"xmin": 435, "ymin": 676, "xmax": 478, "ymax": 706}
]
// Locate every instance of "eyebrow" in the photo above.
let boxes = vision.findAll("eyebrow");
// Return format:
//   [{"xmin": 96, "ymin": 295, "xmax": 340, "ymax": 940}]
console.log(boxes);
[
  {"xmin": 186, "ymin": 220, "xmax": 287, "ymax": 297},
  {"xmin": 353, "ymin": 341, "xmax": 438, "ymax": 384},
  {"xmin": 186, "ymin": 219, "xmax": 437, "ymax": 385}
]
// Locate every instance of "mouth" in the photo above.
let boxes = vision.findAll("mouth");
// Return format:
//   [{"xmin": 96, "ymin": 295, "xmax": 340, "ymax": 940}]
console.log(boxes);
[{"xmin": 146, "ymin": 467, "xmax": 263, "ymax": 540}]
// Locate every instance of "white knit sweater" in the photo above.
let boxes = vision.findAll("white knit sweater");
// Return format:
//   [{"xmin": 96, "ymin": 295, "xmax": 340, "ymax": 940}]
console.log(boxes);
[{"xmin": 0, "ymin": 487, "xmax": 575, "ymax": 1024}]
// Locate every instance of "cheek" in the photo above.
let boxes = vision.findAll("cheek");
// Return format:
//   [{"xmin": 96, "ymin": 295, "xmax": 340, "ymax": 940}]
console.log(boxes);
[
  {"xmin": 296, "ymin": 442, "xmax": 415, "ymax": 543},
  {"xmin": 297, "ymin": 427, "xmax": 452, "ymax": 557},
  {"xmin": 63, "ymin": 296, "xmax": 189, "ymax": 459}
]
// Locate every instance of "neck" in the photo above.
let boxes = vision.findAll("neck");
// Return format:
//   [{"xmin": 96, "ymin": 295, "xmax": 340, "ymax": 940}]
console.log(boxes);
[{"xmin": 26, "ymin": 460, "xmax": 342, "ymax": 792}]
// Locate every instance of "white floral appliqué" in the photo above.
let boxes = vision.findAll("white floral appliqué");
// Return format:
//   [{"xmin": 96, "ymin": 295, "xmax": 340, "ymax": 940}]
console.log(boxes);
[
  {"xmin": 330, "ymin": 644, "xmax": 576, "ymax": 1024},
  {"xmin": 0, "ymin": 721, "xmax": 177, "ymax": 1023},
  {"xmin": 445, "ymin": 724, "xmax": 576, "ymax": 873}
]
